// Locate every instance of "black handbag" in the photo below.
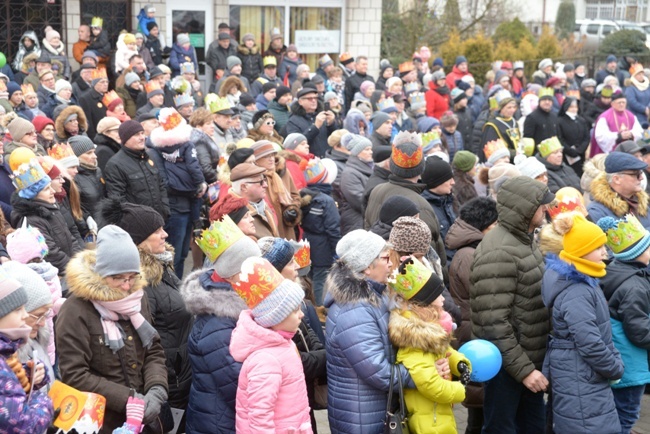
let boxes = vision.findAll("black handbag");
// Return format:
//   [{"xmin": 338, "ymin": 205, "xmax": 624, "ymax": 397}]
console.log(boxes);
[{"xmin": 384, "ymin": 363, "xmax": 410, "ymax": 434}]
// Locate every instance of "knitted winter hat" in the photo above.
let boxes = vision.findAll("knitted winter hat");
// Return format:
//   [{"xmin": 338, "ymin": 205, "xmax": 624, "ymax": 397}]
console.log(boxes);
[
  {"xmin": 3, "ymin": 262, "xmax": 51, "ymax": 313},
  {"xmin": 44, "ymin": 26, "xmax": 60, "ymax": 42},
  {"xmin": 55, "ymin": 79, "xmax": 72, "ymax": 95},
  {"xmin": 390, "ymin": 132, "xmax": 425, "ymax": 179},
  {"xmin": 258, "ymin": 237, "xmax": 295, "ymax": 272},
  {"xmin": 7, "ymin": 116, "xmax": 35, "ymax": 142},
  {"xmin": 516, "ymin": 157, "xmax": 547, "ymax": 180},
  {"xmin": 228, "ymin": 148, "xmax": 255, "ymax": 170},
  {"xmin": 598, "ymin": 214, "xmax": 650, "ymax": 262},
  {"xmin": 488, "ymin": 163, "xmax": 520, "ymax": 195},
  {"xmin": 359, "ymin": 81, "xmax": 374, "ymax": 95},
  {"xmin": 379, "ymin": 196, "xmax": 419, "ymax": 226},
  {"xmin": 6, "ymin": 223, "xmax": 49, "ymax": 264},
  {"xmin": 452, "ymin": 150, "xmax": 477, "ymax": 173},
  {"xmin": 95, "ymin": 225, "xmax": 141, "ymax": 278},
  {"xmin": 125, "ymin": 72, "xmax": 141, "ymax": 87},
  {"xmin": 176, "ymin": 33, "xmax": 190, "ymax": 46},
  {"xmin": 119, "ymin": 120, "xmax": 144, "ymax": 144},
  {"xmin": 0, "ymin": 267, "xmax": 27, "ymax": 319},
  {"xmin": 347, "ymin": 134, "xmax": 372, "ymax": 157},
  {"xmin": 123, "ymin": 33, "xmax": 136, "ymax": 45},
  {"xmin": 215, "ymin": 236, "xmax": 261, "ymax": 278},
  {"xmin": 283, "ymin": 133, "xmax": 307, "ymax": 150},
  {"xmin": 460, "ymin": 197, "xmax": 498, "ymax": 232},
  {"xmin": 32, "ymin": 116, "xmax": 54, "ymax": 134},
  {"xmin": 555, "ymin": 213, "xmax": 607, "ymax": 277},
  {"xmin": 275, "ymin": 86, "xmax": 291, "ymax": 101},
  {"xmin": 336, "ymin": 230, "xmax": 386, "ymax": 272},
  {"xmin": 370, "ymin": 112, "xmax": 390, "ymax": 131},
  {"xmin": 227, "ymin": 56, "xmax": 242, "ymax": 70},
  {"xmin": 68, "ymin": 135, "xmax": 95, "ymax": 157},
  {"xmin": 99, "ymin": 198, "xmax": 165, "ymax": 246},
  {"xmin": 390, "ymin": 216, "xmax": 431, "ymax": 254},
  {"xmin": 422, "ymin": 157, "xmax": 453, "ymax": 189},
  {"xmin": 6, "ymin": 82, "xmax": 21, "ymax": 99},
  {"xmin": 416, "ymin": 116, "xmax": 440, "ymax": 133},
  {"xmin": 236, "ymin": 257, "xmax": 304, "ymax": 327}
]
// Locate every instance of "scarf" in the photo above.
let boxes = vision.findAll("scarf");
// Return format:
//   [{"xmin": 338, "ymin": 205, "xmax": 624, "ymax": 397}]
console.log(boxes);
[
  {"xmin": 80, "ymin": 161, "xmax": 97, "ymax": 171},
  {"xmin": 91, "ymin": 290, "xmax": 158, "ymax": 353},
  {"xmin": 632, "ymin": 75, "xmax": 649, "ymax": 92},
  {"xmin": 265, "ymin": 170, "xmax": 294, "ymax": 207},
  {"xmin": 56, "ymin": 95, "xmax": 71, "ymax": 105},
  {"xmin": 42, "ymin": 39, "xmax": 64, "ymax": 56},
  {"xmin": 559, "ymin": 251, "xmax": 606, "ymax": 278},
  {"xmin": 566, "ymin": 112, "xmax": 578, "ymax": 120},
  {"xmin": 107, "ymin": 110, "xmax": 131, "ymax": 122}
]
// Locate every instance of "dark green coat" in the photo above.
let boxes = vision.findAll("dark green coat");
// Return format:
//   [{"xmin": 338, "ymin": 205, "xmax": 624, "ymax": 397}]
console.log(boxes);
[{"xmin": 470, "ymin": 177, "xmax": 551, "ymax": 382}]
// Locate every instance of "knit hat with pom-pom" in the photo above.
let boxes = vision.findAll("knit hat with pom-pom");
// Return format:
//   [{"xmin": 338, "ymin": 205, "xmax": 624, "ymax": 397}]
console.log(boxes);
[
  {"xmin": 390, "ymin": 131, "xmax": 425, "ymax": 179},
  {"xmin": 554, "ymin": 213, "xmax": 607, "ymax": 277},
  {"xmin": 597, "ymin": 214, "xmax": 650, "ymax": 262}
]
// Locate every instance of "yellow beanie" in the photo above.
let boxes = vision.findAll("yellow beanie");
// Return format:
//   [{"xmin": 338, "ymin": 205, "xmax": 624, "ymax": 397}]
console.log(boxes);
[
  {"xmin": 123, "ymin": 33, "xmax": 136, "ymax": 45},
  {"xmin": 555, "ymin": 213, "xmax": 607, "ymax": 277}
]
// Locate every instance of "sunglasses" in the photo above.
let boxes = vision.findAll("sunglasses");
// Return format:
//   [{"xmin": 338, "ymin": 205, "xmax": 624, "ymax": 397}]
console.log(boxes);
[{"xmin": 264, "ymin": 120, "xmax": 276, "ymax": 126}]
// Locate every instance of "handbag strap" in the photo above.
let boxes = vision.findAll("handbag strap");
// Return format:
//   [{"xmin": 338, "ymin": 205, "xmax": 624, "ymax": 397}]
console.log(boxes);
[
  {"xmin": 395, "ymin": 362, "xmax": 407, "ymax": 417},
  {"xmin": 386, "ymin": 363, "xmax": 396, "ymax": 414}
]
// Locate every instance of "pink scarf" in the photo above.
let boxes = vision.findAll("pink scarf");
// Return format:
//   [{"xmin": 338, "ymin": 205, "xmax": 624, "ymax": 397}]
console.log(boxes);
[{"xmin": 91, "ymin": 290, "xmax": 158, "ymax": 353}]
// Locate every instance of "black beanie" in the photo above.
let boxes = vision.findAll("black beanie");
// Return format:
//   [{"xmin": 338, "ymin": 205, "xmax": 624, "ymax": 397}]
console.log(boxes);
[
  {"xmin": 99, "ymin": 199, "xmax": 165, "ymax": 246},
  {"xmin": 459, "ymin": 197, "xmax": 498, "ymax": 232},
  {"xmin": 422, "ymin": 157, "xmax": 454, "ymax": 189},
  {"xmin": 274, "ymin": 86, "xmax": 291, "ymax": 101},
  {"xmin": 119, "ymin": 120, "xmax": 145, "ymax": 145},
  {"xmin": 379, "ymin": 196, "xmax": 419, "ymax": 225},
  {"xmin": 228, "ymin": 148, "xmax": 255, "ymax": 170},
  {"xmin": 147, "ymin": 21, "xmax": 158, "ymax": 31},
  {"xmin": 372, "ymin": 144, "xmax": 392, "ymax": 163}
]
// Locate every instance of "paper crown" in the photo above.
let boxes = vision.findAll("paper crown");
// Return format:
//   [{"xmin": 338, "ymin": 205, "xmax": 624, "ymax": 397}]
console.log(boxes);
[
  {"xmin": 494, "ymin": 89, "xmax": 513, "ymax": 105},
  {"xmin": 48, "ymin": 143, "xmax": 75, "ymax": 161},
  {"xmin": 145, "ymin": 81, "xmax": 163, "ymax": 97},
  {"xmin": 339, "ymin": 52, "xmax": 353, "ymax": 63},
  {"xmin": 388, "ymin": 256, "xmax": 433, "ymax": 300},
  {"xmin": 90, "ymin": 68, "xmax": 107, "ymax": 81},
  {"xmin": 195, "ymin": 215, "xmax": 245, "ymax": 262},
  {"xmin": 538, "ymin": 87, "xmax": 554, "ymax": 98},
  {"xmin": 513, "ymin": 60, "xmax": 524, "ymax": 70},
  {"xmin": 630, "ymin": 63, "xmax": 644, "ymax": 76},
  {"xmin": 263, "ymin": 56, "xmax": 277, "ymax": 67},
  {"xmin": 404, "ymin": 82, "xmax": 420, "ymax": 94},
  {"xmin": 378, "ymin": 97, "xmax": 397, "ymax": 112},
  {"xmin": 538, "ymin": 136, "xmax": 562, "ymax": 158},
  {"xmin": 548, "ymin": 187, "xmax": 587, "ymax": 220},
  {"xmin": 601, "ymin": 86, "xmax": 613, "ymax": 98},
  {"xmin": 292, "ymin": 240, "xmax": 311, "ymax": 269},
  {"xmin": 11, "ymin": 158, "xmax": 49, "ymax": 191},
  {"xmin": 392, "ymin": 141, "xmax": 423, "ymax": 168},
  {"xmin": 102, "ymin": 90, "xmax": 122, "ymax": 108},
  {"xmin": 488, "ymin": 96, "xmax": 498, "ymax": 110},
  {"xmin": 408, "ymin": 92, "xmax": 425, "ymax": 105},
  {"xmin": 158, "ymin": 107, "xmax": 185, "ymax": 131},
  {"xmin": 597, "ymin": 214, "xmax": 649, "ymax": 256},
  {"xmin": 399, "ymin": 61, "xmax": 414, "ymax": 73},
  {"xmin": 207, "ymin": 95, "xmax": 232, "ymax": 114},
  {"xmin": 203, "ymin": 93, "xmax": 218, "ymax": 109},
  {"xmin": 642, "ymin": 128, "xmax": 650, "ymax": 144},
  {"xmin": 9, "ymin": 147, "xmax": 37, "ymax": 172},
  {"xmin": 483, "ymin": 139, "xmax": 507, "ymax": 161},
  {"xmin": 235, "ymin": 257, "xmax": 284, "ymax": 309},
  {"xmin": 180, "ymin": 62, "xmax": 195, "ymax": 75},
  {"xmin": 171, "ymin": 76, "xmax": 190, "ymax": 95},
  {"xmin": 421, "ymin": 131, "xmax": 441, "ymax": 146},
  {"xmin": 174, "ymin": 93, "xmax": 194, "ymax": 108},
  {"xmin": 20, "ymin": 83, "xmax": 35, "ymax": 96},
  {"xmin": 521, "ymin": 137, "xmax": 535, "ymax": 156},
  {"xmin": 91, "ymin": 17, "xmax": 103, "ymax": 28},
  {"xmin": 304, "ymin": 158, "xmax": 327, "ymax": 184}
]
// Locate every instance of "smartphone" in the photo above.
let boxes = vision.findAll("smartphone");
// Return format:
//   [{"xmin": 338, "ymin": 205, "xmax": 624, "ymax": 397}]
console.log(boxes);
[{"xmin": 324, "ymin": 102, "xmax": 330, "ymax": 112}]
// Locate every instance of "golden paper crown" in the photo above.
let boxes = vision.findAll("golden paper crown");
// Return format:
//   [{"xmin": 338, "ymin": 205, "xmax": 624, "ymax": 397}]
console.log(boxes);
[
  {"xmin": 207, "ymin": 95, "xmax": 232, "ymax": 114},
  {"xmin": 48, "ymin": 143, "xmax": 75, "ymax": 161},
  {"xmin": 538, "ymin": 87, "xmax": 554, "ymax": 98},
  {"xmin": 91, "ymin": 17, "xmax": 103, "ymax": 28},
  {"xmin": 388, "ymin": 257, "xmax": 433, "ymax": 300},
  {"xmin": 483, "ymin": 139, "xmax": 507, "ymax": 160},
  {"xmin": 158, "ymin": 107, "xmax": 185, "ymax": 131},
  {"xmin": 421, "ymin": 131, "xmax": 441, "ymax": 146},
  {"xmin": 235, "ymin": 257, "xmax": 284, "ymax": 309},
  {"xmin": 399, "ymin": 61, "xmax": 414, "ymax": 74},
  {"xmin": 20, "ymin": 83, "xmax": 35, "ymax": 96},
  {"xmin": 293, "ymin": 241, "xmax": 311, "ymax": 269},
  {"xmin": 145, "ymin": 81, "xmax": 161, "ymax": 95},
  {"xmin": 102, "ymin": 90, "xmax": 121, "ymax": 108},
  {"xmin": 195, "ymin": 215, "xmax": 245, "ymax": 262},
  {"xmin": 263, "ymin": 56, "xmax": 277, "ymax": 67},
  {"xmin": 171, "ymin": 76, "xmax": 190, "ymax": 94},
  {"xmin": 488, "ymin": 96, "xmax": 498, "ymax": 110},
  {"xmin": 521, "ymin": 137, "xmax": 535, "ymax": 156},
  {"xmin": 538, "ymin": 136, "xmax": 562, "ymax": 158},
  {"xmin": 9, "ymin": 147, "xmax": 37, "ymax": 172},
  {"xmin": 90, "ymin": 68, "xmax": 107, "ymax": 81},
  {"xmin": 392, "ymin": 141, "xmax": 423, "ymax": 168},
  {"xmin": 11, "ymin": 158, "xmax": 49, "ymax": 191}
]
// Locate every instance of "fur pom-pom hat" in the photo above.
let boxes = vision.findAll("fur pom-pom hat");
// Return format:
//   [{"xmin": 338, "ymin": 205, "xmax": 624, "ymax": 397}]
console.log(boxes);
[{"xmin": 149, "ymin": 107, "xmax": 193, "ymax": 148}]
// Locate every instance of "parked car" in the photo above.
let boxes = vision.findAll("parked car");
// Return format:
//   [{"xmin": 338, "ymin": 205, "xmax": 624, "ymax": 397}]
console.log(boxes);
[
  {"xmin": 615, "ymin": 21, "xmax": 650, "ymax": 48},
  {"xmin": 574, "ymin": 19, "xmax": 619, "ymax": 51}
]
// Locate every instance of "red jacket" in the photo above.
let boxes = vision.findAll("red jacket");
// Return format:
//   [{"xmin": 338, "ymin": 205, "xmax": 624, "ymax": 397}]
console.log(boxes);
[
  {"xmin": 446, "ymin": 66, "xmax": 471, "ymax": 90},
  {"xmin": 425, "ymin": 81, "xmax": 451, "ymax": 120}
]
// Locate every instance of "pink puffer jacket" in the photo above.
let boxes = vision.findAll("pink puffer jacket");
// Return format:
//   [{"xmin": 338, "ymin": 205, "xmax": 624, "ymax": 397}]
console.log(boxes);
[{"xmin": 229, "ymin": 310, "xmax": 312, "ymax": 434}]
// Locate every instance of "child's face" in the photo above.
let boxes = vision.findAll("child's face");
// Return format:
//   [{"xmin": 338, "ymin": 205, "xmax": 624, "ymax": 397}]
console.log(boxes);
[
  {"xmin": 147, "ymin": 11, "xmax": 156, "ymax": 18},
  {"xmin": 245, "ymin": 39, "xmax": 254, "ymax": 48},
  {"xmin": 330, "ymin": 75, "xmax": 342, "ymax": 84},
  {"xmin": 183, "ymin": 72, "xmax": 195, "ymax": 82},
  {"xmin": 231, "ymin": 116, "xmax": 241, "ymax": 129},
  {"xmin": 432, "ymin": 294, "xmax": 444, "ymax": 308},
  {"xmin": 127, "ymin": 42, "xmax": 137, "ymax": 51},
  {"xmin": 24, "ymin": 38, "xmax": 34, "ymax": 48},
  {"xmin": 271, "ymin": 306, "xmax": 304, "ymax": 333},
  {"xmin": 182, "ymin": 43, "xmax": 191, "ymax": 50},
  {"xmin": 582, "ymin": 245, "xmax": 608, "ymax": 263},
  {"xmin": 92, "ymin": 27, "xmax": 101, "ymax": 36},
  {"xmin": 445, "ymin": 124, "xmax": 457, "ymax": 134},
  {"xmin": 0, "ymin": 306, "xmax": 28, "ymax": 330}
]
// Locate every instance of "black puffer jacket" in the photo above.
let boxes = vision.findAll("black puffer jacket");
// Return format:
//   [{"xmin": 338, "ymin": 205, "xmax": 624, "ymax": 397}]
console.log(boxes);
[
  {"xmin": 282, "ymin": 100, "xmax": 335, "ymax": 158},
  {"xmin": 10, "ymin": 193, "xmax": 83, "ymax": 274},
  {"xmin": 95, "ymin": 133, "xmax": 122, "ymax": 173},
  {"xmin": 75, "ymin": 164, "xmax": 105, "ymax": 220},
  {"xmin": 103, "ymin": 147, "xmax": 170, "ymax": 221},
  {"xmin": 140, "ymin": 247, "xmax": 193, "ymax": 409},
  {"xmin": 190, "ymin": 128, "xmax": 219, "ymax": 184}
]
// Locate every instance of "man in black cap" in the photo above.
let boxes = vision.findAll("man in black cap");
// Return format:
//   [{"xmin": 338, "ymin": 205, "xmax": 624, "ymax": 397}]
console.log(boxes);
[
  {"xmin": 78, "ymin": 69, "xmax": 108, "ymax": 139},
  {"xmin": 282, "ymin": 87, "xmax": 335, "ymax": 157},
  {"xmin": 523, "ymin": 88, "xmax": 558, "ymax": 146},
  {"xmin": 206, "ymin": 32, "xmax": 237, "ymax": 84},
  {"xmin": 421, "ymin": 157, "xmax": 457, "ymax": 259},
  {"xmin": 267, "ymin": 85, "xmax": 291, "ymax": 133},
  {"xmin": 369, "ymin": 112, "xmax": 392, "ymax": 149}
]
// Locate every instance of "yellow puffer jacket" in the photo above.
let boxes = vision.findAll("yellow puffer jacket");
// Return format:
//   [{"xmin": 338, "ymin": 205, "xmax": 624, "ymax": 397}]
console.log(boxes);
[{"xmin": 388, "ymin": 310, "xmax": 469, "ymax": 434}]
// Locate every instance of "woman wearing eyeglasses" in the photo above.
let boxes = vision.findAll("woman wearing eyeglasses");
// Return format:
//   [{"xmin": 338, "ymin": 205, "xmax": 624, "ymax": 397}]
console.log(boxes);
[
  {"xmin": 32, "ymin": 116, "xmax": 57, "ymax": 152},
  {"xmin": 56, "ymin": 225, "xmax": 168, "ymax": 433},
  {"xmin": 247, "ymin": 110, "xmax": 284, "ymax": 147},
  {"xmin": 2, "ymin": 113, "xmax": 47, "ymax": 158}
]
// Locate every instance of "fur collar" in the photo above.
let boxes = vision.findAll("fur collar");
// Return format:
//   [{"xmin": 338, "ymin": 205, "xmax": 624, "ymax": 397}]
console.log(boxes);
[
  {"xmin": 55, "ymin": 105, "xmax": 88, "ymax": 139},
  {"xmin": 388, "ymin": 310, "xmax": 450, "ymax": 355},
  {"xmin": 139, "ymin": 245, "xmax": 174, "ymax": 287},
  {"xmin": 180, "ymin": 269, "xmax": 247, "ymax": 319},
  {"xmin": 237, "ymin": 45, "xmax": 259, "ymax": 55},
  {"xmin": 590, "ymin": 173, "xmax": 648, "ymax": 217},
  {"xmin": 545, "ymin": 254, "xmax": 599, "ymax": 287},
  {"xmin": 149, "ymin": 123, "xmax": 193, "ymax": 148},
  {"xmin": 279, "ymin": 150, "xmax": 305, "ymax": 165},
  {"xmin": 325, "ymin": 260, "xmax": 382, "ymax": 307},
  {"xmin": 65, "ymin": 250, "xmax": 144, "ymax": 302}
]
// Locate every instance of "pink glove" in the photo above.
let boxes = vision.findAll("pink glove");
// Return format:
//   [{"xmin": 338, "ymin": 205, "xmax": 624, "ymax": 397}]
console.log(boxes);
[
  {"xmin": 439, "ymin": 310, "xmax": 456, "ymax": 335},
  {"xmin": 125, "ymin": 396, "xmax": 146, "ymax": 430}
]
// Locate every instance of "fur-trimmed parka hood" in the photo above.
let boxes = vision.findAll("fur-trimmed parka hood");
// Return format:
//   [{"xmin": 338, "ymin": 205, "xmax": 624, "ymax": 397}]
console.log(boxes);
[
  {"xmin": 55, "ymin": 105, "xmax": 88, "ymax": 139},
  {"xmin": 65, "ymin": 249, "xmax": 145, "ymax": 302},
  {"xmin": 388, "ymin": 310, "xmax": 451, "ymax": 355},
  {"xmin": 324, "ymin": 260, "xmax": 383, "ymax": 308},
  {"xmin": 218, "ymin": 76, "xmax": 247, "ymax": 97},
  {"xmin": 237, "ymin": 44, "xmax": 259, "ymax": 56},
  {"xmin": 139, "ymin": 245, "xmax": 174, "ymax": 287},
  {"xmin": 180, "ymin": 268, "xmax": 247, "ymax": 319},
  {"xmin": 590, "ymin": 172, "xmax": 648, "ymax": 217}
]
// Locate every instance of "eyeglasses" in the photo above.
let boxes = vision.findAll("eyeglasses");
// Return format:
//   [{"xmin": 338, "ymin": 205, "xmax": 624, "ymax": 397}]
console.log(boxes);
[
  {"xmin": 300, "ymin": 97, "xmax": 318, "ymax": 101},
  {"xmin": 245, "ymin": 178, "xmax": 268, "ymax": 186},
  {"xmin": 620, "ymin": 171, "xmax": 643, "ymax": 180},
  {"xmin": 29, "ymin": 308, "xmax": 52, "ymax": 324},
  {"xmin": 42, "ymin": 127, "xmax": 55, "ymax": 132},
  {"xmin": 264, "ymin": 120, "xmax": 276, "ymax": 126},
  {"xmin": 108, "ymin": 274, "xmax": 140, "ymax": 285}
]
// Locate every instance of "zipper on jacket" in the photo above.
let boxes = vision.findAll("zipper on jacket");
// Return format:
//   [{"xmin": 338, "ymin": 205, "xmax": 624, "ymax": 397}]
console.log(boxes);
[{"xmin": 433, "ymin": 402, "xmax": 437, "ymax": 424}]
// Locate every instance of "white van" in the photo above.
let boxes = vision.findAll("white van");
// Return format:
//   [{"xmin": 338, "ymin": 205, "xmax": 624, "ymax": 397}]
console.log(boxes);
[{"xmin": 574, "ymin": 19, "xmax": 619, "ymax": 51}]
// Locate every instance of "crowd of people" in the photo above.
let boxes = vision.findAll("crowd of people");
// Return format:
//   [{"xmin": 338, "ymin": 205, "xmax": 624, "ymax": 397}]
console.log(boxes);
[{"xmin": 0, "ymin": 5, "xmax": 650, "ymax": 434}]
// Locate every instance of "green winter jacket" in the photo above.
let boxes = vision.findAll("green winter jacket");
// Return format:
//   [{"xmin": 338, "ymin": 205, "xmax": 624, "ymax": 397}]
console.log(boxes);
[{"xmin": 470, "ymin": 177, "xmax": 551, "ymax": 382}]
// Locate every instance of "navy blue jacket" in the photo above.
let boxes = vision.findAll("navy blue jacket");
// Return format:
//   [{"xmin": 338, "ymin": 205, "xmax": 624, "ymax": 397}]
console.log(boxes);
[
  {"xmin": 0, "ymin": 162, "xmax": 14, "ymax": 218},
  {"xmin": 300, "ymin": 185, "xmax": 341, "ymax": 268},
  {"xmin": 422, "ymin": 190, "xmax": 457, "ymax": 260}
]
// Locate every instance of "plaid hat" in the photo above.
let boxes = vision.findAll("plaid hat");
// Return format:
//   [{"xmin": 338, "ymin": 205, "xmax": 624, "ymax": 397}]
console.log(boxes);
[
  {"xmin": 258, "ymin": 237, "xmax": 295, "ymax": 272},
  {"xmin": 389, "ymin": 216, "xmax": 431, "ymax": 254},
  {"xmin": 390, "ymin": 132, "xmax": 425, "ymax": 179},
  {"xmin": 0, "ymin": 267, "xmax": 27, "ymax": 319}
]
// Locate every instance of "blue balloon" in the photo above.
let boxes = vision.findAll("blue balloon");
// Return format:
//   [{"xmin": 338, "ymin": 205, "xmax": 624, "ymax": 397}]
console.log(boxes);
[{"xmin": 458, "ymin": 339, "xmax": 502, "ymax": 382}]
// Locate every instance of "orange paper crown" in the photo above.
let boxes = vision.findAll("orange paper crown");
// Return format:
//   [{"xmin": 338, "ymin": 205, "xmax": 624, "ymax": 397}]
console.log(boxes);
[
  {"xmin": 102, "ymin": 90, "xmax": 122, "ymax": 108},
  {"xmin": 399, "ymin": 61, "xmax": 414, "ymax": 74},
  {"xmin": 145, "ymin": 81, "xmax": 161, "ymax": 95},
  {"xmin": 483, "ymin": 139, "xmax": 507, "ymax": 160},
  {"xmin": 158, "ymin": 107, "xmax": 184, "ymax": 131},
  {"xmin": 392, "ymin": 142, "xmax": 423, "ymax": 169},
  {"xmin": 20, "ymin": 83, "xmax": 35, "ymax": 96},
  {"xmin": 90, "ymin": 68, "xmax": 107, "ymax": 81},
  {"xmin": 293, "ymin": 241, "xmax": 311, "ymax": 269},
  {"xmin": 548, "ymin": 187, "xmax": 587, "ymax": 220},
  {"xmin": 235, "ymin": 257, "xmax": 284, "ymax": 309},
  {"xmin": 630, "ymin": 63, "xmax": 644, "ymax": 76},
  {"xmin": 48, "ymin": 143, "xmax": 75, "ymax": 160}
]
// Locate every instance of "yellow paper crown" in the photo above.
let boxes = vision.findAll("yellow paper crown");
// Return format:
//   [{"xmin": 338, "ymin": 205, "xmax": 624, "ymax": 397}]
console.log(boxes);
[
  {"xmin": 208, "ymin": 95, "xmax": 232, "ymax": 114},
  {"xmin": 102, "ymin": 90, "xmax": 121, "ymax": 108},
  {"xmin": 11, "ymin": 158, "xmax": 49, "ymax": 191},
  {"xmin": 235, "ymin": 257, "xmax": 284, "ymax": 309},
  {"xmin": 538, "ymin": 136, "xmax": 562, "ymax": 158},
  {"xmin": 91, "ymin": 17, "xmax": 103, "ymax": 28},
  {"xmin": 293, "ymin": 241, "xmax": 311, "ymax": 269},
  {"xmin": 483, "ymin": 139, "xmax": 507, "ymax": 160},
  {"xmin": 158, "ymin": 107, "xmax": 185, "ymax": 131},
  {"xmin": 20, "ymin": 83, "xmax": 35, "ymax": 96},
  {"xmin": 195, "ymin": 215, "xmax": 244, "ymax": 262},
  {"xmin": 388, "ymin": 257, "xmax": 433, "ymax": 300},
  {"xmin": 538, "ymin": 87, "xmax": 554, "ymax": 98},
  {"xmin": 90, "ymin": 68, "xmax": 107, "ymax": 81},
  {"xmin": 521, "ymin": 137, "xmax": 535, "ymax": 156},
  {"xmin": 421, "ymin": 131, "xmax": 441, "ymax": 146},
  {"xmin": 48, "ymin": 143, "xmax": 75, "ymax": 161},
  {"xmin": 263, "ymin": 56, "xmax": 277, "ymax": 67}
]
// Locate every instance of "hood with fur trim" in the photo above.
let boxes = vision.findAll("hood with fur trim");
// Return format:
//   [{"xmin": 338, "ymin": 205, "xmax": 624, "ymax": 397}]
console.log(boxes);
[
  {"xmin": 55, "ymin": 105, "xmax": 88, "ymax": 139},
  {"xmin": 324, "ymin": 260, "xmax": 382, "ymax": 308},
  {"xmin": 65, "ymin": 249, "xmax": 144, "ymax": 302},
  {"xmin": 180, "ymin": 268, "xmax": 247, "ymax": 319},
  {"xmin": 388, "ymin": 310, "xmax": 451, "ymax": 355},
  {"xmin": 590, "ymin": 172, "xmax": 649, "ymax": 217},
  {"xmin": 139, "ymin": 245, "xmax": 174, "ymax": 287},
  {"xmin": 237, "ymin": 44, "xmax": 259, "ymax": 56}
]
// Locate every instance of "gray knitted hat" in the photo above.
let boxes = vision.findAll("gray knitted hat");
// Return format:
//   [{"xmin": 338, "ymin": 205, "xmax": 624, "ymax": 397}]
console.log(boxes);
[
  {"xmin": 214, "ymin": 236, "xmax": 261, "ymax": 278},
  {"xmin": 95, "ymin": 225, "xmax": 141, "ymax": 278},
  {"xmin": 3, "ymin": 262, "xmax": 51, "ymax": 313},
  {"xmin": 0, "ymin": 267, "xmax": 27, "ymax": 319},
  {"xmin": 336, "ymin": 229, "xmax": 386, "ymax": 272},
  {"xmin": 68, "ymin": 135, "xmax": 96, "ymax": 157},
  {"xmin": 346, "ymin": 134, "xmax": 372, "ymax": 156}
]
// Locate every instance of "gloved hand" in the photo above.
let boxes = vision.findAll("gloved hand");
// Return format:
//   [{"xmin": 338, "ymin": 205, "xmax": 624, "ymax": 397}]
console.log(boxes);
[
  {"xmin": 457, "ymin": 361, "xmax": 471, "ymax": 386},
  {"xmin": 142, "ymin": 386, "xmax": 167, "ymax": 424},
  {"xmin": 283, "ymin": 208, "xmax": 299, "ymax": 225},
  {"xmin": 125, "ymin": 395, "xmax": 146, "ymax": 428},
  {"xmin": 86, "ymin": 216, "xmax": 98, "ymax": 233}
]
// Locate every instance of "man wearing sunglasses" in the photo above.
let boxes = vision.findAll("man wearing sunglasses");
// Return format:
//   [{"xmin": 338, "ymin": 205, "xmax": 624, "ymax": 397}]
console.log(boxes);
[
  {"xmin": 588, "ymin": 152, "xmax": 650, "ymax": 229},
  {"xmin": 282, "ymin": 87, "xmax": 336, "ymax": 158}
]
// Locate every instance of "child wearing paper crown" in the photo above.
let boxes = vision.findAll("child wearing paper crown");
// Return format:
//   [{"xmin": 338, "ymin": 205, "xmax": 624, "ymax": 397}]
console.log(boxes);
[
  {"xmin": 388, "ymin": 256, "xmax": 471, "ymax": 434},
  {"xmin": 0, "ymin": 267, "xmax": 54, "ymax": 432},
  {"xmin": 229, "ymin": 257, "xmax": 313, "ymax": 433},
  {"xmin": 541, "ymin": 213, "xmax": 623, "ymax": 434},
  {"xmin": 597, "ymin": 214, "xmax": 650, "ymax": 433}
]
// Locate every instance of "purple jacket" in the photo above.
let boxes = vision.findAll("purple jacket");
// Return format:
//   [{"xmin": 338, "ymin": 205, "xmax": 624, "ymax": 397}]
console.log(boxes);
[{"xmin": 0, "ymin": 334, "xmax": 54, "ymax": 433}]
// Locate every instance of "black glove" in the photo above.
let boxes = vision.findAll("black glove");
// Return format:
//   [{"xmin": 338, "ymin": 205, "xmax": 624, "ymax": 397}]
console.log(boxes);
[
  {"xmin": 458, "ymin": 361, "xmax": 471, "ymax": 386},
  {"xmin": 283, "ymin": 208, "xmax": 299, "ymax": 224},
  {"xmin": 46, "ymin": 408, "xmax": 61, "ymax": 434}
]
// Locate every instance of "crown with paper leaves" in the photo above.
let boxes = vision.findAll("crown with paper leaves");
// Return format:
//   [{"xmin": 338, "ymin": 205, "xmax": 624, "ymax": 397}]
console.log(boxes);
[
  {"xmin": 408, "ymin": 91, "xmax": 425, "ymax": 105},
  {"xmin": 263, "ymin": 56, "xmax": 277, "ymax": 67},
  {"xmin": 597, "ymin": 214, "xmax": 650, "ymax": 256},
  {"xmin": 207, "ymin": 95, "xmax": 232, "ymax": 114},
  {"xmin": 102, "ymin": 90, "xmax": 122, "ymax": 108},
  {"xmin": 548, "ymin": 187, "xmax": 587, "ymax": 220},
  {"xmin": 235, "ymin": 257, "xmax": 284, "ymax": 309},
  {"xmin": 174, "ymin": 93, "xmax": 194, "ymax": 108},
  {"xmin": 90, "ymin": 68, "xmax": 107, "ymax": 81},
  {"xmin": 11, "ymin": 158, "xmax": 49, "ymax": 191},
  {"xmin": 404, "ymin": 82, "xmax": 420, "ymax": 94},
  {"xmin": 48, "ymin": 143, "xmax": 75, "ymax": 161},
  {"xmin": 388, "ymin": 256, "xmax": 433, "ymax": 301},
  {"xmin": 483, "ymin": 139, "xmax": 507, "ymax": 161},
  {"xmin": 421, "ymin": 131, "xmax": 441, "ymax": 147},
  {"xmin": 399, "ymin": 61, "xmax": 414, "ymax": 74},
  {"xmin": 378, "ymin": 97, "xmax": 396, "ymax": 112},
  {"xmin": 538, "ymin": 87, "xmax": 554, "ymax": 99},
  {"xmin": 20, "ymin": 83, "xmax": 35, "ymax": 96},
  {"xmin": 157, "ymin": 107, "xmax": 186, "ymax": 131},
  {"xmin": 91, "ymin": 17, "xmax": 103, "ymax": 28},
  {"xmin": 293, "ymin": 240, "xmax": 311, "ymax": 269},
  {"xmin": 145, "ymin": 81, "xmax": 162, "ymax": 95},
  {"xmin": 538, "ymin": 136, "xmax": 562, "ymax": 158},
  {"xmin": 195, "ymin": 215, "xmax": 244, "ymax": 262},
  {"xmin": 171, "ymin": 76, "xmax": 190, "ymax": 95}
]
